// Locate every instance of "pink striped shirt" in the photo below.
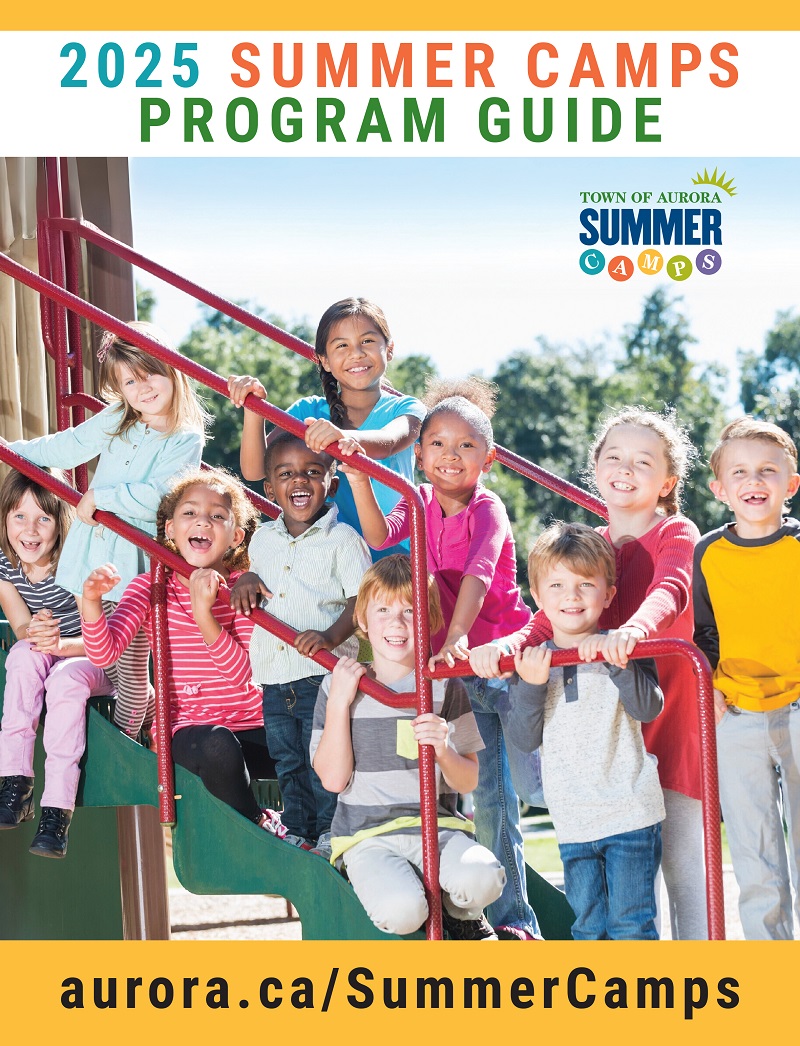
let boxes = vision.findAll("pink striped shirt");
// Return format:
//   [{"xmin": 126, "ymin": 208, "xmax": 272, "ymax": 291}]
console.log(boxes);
[{"xmin": 82, "ymin": 571, "xmax": 263, "ymax": 735}]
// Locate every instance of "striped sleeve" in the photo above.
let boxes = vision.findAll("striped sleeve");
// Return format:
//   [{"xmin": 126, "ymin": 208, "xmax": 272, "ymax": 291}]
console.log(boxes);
[
  {"xmin": 206, "ymin": 614, "xmax": 256, "ymax": 687},
  {"xmin": 82, "ymin": 573, "xmax": 151, "ymax": 667},
  {"xmin": 442, "ymin": 678, "xmax": 484, "ymax": 755}
]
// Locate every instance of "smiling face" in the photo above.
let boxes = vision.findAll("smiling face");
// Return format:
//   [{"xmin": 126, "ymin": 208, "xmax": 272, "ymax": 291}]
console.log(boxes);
[
  {"xmin": 710, "ymin": 438, "xmax": 800, "ymax": 539},
  {"xmin": 5, "ymin": 491, "xmax": 58, "ymax": 575},
  {"xmin": 164, "ymin": 483, "xmax": 245, "ymax": 573},
  {"xmin": 532, "ymin": 562, "xmax": 616, "ymax": 649},
  {"xmin": 265, "ymin": 439, "xmax": 337, "ymax": 535},
  {"xmin": 358, "ymin": 592, "xmax": 417, "ymax": 674},
  {"xmin": 415, "ymin": 410, "xmax": 496, "ymax": 513},
  {"xmin": 320, "ymin": 315, "xmax": 392, "ymax": 392},
  {"xmin": 594, "ymin": 424, "xmax": 676, "ymax": 520},
  {"xmin": 115, "ymin": 361, "xmax": 175, "ymax": 430}
]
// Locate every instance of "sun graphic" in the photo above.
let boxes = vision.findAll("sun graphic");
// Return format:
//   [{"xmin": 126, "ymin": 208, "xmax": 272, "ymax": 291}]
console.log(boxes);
[{"xmin": 691, "ymin": 167, "xmax": 737, "ymax": 197}]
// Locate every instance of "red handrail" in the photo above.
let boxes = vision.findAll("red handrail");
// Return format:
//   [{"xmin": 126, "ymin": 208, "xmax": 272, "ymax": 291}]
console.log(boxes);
[
  {"xmin": 431, "ymin": 638, "xmax": 725, "ymax": 940},
  {"xmin": 38, "ymin": 214, "xmax": 609, "ymax": 520}
]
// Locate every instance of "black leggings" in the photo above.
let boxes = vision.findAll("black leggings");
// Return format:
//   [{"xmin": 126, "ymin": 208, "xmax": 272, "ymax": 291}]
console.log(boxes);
[{"xmin": 171, "ymin": 725, "xmax": 276, "ymax": 823}]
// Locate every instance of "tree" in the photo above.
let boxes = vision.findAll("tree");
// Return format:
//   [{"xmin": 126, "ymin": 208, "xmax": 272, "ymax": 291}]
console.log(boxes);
[
  {"xmin": 135, "ymin": 284, "xmax": 156, "ymax": 323},
  {"xmin": 387, "ymin": 354, "xmax": 437, "ymax": 401},
  {"xmin": 180, "ymin": 305, "xmax": 317, "ymax": 475}
]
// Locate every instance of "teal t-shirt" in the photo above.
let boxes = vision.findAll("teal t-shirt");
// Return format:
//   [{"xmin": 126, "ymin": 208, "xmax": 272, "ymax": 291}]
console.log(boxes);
[{"xmin": 285, "ymin": 391, "xmax": 426, "ymax": 559}]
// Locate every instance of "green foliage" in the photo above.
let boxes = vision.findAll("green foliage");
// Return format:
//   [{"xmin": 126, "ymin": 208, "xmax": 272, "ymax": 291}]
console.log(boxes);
[
  {"xmin": 179, "ymin": 304, "xmax": 317, "ymax": 475},
  {"xmin": 387, "ymin": 354, "xmax": 437, "ymax": 401},
  {"xmin": 740, "ymin": 311, "xmax": 800, "ymax": 446},
  {"xmin": 135, "ymin": 284, "xmax": 156, "ymax": 323}
]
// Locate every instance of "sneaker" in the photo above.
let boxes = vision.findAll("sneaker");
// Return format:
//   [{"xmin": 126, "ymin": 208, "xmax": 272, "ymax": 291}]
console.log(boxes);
[
  {"xmin": 495, "ymin": 924, "xmax": 543, "ymax": 941},
  {"xmin": 257, "ymin": 808, "xmax": 287, "ymax": 839},
  {"xmin": 283, "ymin": 833, "xmax": 314, "ymax": 851},
  {"xmin": 442, "ymin": 908, "xmax": 498, "ymax": 941},
  {"xmin": 311, "ymin": 831, "xmax": 333, "ymax": 860}
]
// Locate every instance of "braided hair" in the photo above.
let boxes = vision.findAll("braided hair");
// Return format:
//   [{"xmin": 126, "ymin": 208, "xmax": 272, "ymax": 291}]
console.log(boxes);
[{"xmin": 314, "ymin": 298, "xmax": 393, "ymax": 428}]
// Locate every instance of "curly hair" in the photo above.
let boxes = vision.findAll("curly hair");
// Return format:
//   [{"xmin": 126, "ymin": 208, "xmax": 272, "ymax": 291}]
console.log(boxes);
[
  {"xmin": 419, "ymin": 375, "xmax": 498, "ymax": 450},
  {"xmin": 314, "ymin": 298, "xmax": 393, "ymax": 428},
  {"xmin": 589, "ymin": 406, "xmax": 697, "ymax": 516},
  {"xmin": 156, "ymin": 466, "xmax": 260, "ymax": 574}
]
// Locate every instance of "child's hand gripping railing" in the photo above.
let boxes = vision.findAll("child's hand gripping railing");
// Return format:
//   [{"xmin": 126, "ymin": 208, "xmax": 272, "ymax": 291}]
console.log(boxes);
[
  {"xmin": 34, "ymin": 211, "xmax": 609, "ymax": 520},
  {"xmin": 429, "ymin": 638, "xmax": 726, "ymax": 941}
]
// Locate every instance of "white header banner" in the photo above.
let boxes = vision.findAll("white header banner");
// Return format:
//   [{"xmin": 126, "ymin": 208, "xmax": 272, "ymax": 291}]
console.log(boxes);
[{"xmin": 0, "ymin": 31, "xmax": 795, "ymax": 157}]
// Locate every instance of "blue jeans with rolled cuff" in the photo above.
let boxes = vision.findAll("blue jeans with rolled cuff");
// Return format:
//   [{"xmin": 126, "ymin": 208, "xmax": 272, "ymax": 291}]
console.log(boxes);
[{"xmin": 262, "ymin": 675, "xmax": 336, "ymax": 841}]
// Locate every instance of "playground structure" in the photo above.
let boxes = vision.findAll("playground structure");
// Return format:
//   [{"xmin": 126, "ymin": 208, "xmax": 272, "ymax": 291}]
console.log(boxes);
[{"xmin": 0, "ymin": 157, "xmax": 725, "ymax": 941}]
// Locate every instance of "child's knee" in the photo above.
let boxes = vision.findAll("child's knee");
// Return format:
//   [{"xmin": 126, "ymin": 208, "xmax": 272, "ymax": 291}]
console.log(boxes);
[
  {"xmin": 7, "ymin": 640, "xmax": 41, "ymax": 666},
  {"xmin": 366, "ymin": 891, "xmax": 429, "ymax": 937},
  {"xmin": 444, "ymin": 841, "xmax": 506, "ymax": 909}
]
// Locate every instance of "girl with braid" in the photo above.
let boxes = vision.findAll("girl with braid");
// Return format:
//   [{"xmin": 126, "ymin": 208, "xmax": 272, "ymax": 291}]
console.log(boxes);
[{"xmin": 228, "ymin": 298, "xmax": 426, "ymax": 558}]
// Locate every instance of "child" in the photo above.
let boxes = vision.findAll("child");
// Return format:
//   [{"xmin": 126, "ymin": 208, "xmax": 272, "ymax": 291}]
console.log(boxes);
[
  {"xmin": 230, "ymin": 431, "xmax": 372, "ymax": 852},
  {"xmin": 2, "ymin": 321, "xmax": 206, "ymax": 739},
  {"xmin": 342, "ymin": 378, "xmax": 539, "ymax": 940},
  {"xmin": 694, "ymin": 416, "xmax": 800, "ymax": 939},
  {"xmin": 508, "ymin": 522, "xmax": 665, "ymax": 940},
  {"xmin": 228, "ymin": 297, "xmax": 426, "ymax": 556},
  {"xmin": 310, "ymin": 554, "xmax": 505, "ymax": 939},
  {"xmin": 80, "ymin": 468, "xmax": 285, "ymax": 832},
  {"xmin": 0, "ymin": 470, "xmax": 113, "ymax": 857},
  {"xmin": 472, "ymin": 407, "xmax": 705, "ymax": 940}
]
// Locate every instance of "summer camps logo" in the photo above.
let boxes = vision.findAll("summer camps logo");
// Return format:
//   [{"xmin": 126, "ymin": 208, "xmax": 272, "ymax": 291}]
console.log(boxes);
[{"xmin": 578, "ymin": 167, "xmax": 736, "ymax": 282}]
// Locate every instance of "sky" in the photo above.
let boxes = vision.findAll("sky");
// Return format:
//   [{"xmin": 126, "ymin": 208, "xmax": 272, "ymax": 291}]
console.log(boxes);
[{"xmin": 128, "ymin": 157, "xmax": 800, "ymax": 405}]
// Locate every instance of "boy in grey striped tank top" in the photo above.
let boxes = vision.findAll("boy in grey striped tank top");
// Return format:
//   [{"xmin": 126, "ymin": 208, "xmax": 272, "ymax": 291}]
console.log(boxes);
[{"xmin": 310, "ymin": 555, "xmax": 505, "ymax": 939}]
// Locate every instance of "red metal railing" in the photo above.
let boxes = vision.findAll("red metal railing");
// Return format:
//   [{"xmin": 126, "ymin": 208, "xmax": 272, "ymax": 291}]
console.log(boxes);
[
  {"xmin": 0, "ymin": 177, "xmax": 723, "ymax": 939},
  {"xmin": 431, "ymin": 640, "xmax": 725, "ymax": 940}
]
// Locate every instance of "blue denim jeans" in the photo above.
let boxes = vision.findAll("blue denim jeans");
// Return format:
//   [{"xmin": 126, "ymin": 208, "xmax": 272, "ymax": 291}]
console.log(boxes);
[
  {"xmin": 262, "ymin": 675, "xmax": 336, "ymax": 841},
  {"xmin": 559, "ymin": 823, "xmax": 662, "ymax": 940},
  {"xmin": 463, "ymin": 676, "xmax": 540, "ymax": 936}
]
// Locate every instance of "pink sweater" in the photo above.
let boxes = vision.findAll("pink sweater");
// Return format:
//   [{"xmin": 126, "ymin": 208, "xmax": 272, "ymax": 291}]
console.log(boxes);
[
  {"xmin": 378, "ymin": 484, "xmax": 532, "ymax": 647},
  {"xmin": 510, "ymin": 515, "xmax": 701, "ymax": 800},
  {"xmin": 82, "ymin": 571, "xmax": 263, "ymax": 735}
]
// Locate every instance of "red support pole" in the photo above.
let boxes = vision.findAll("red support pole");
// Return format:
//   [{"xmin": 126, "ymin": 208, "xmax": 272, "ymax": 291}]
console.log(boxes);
[
  {"xmin": 151, "ymin": 561, "xmax": 176, "ymax": 827},
  {"xmin": 430, "ymin": 638, "xmax": 726, "ymax": 940}
]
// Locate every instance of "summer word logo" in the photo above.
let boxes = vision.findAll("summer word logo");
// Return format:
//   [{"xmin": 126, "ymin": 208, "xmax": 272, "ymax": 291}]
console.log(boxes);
[{"xmin": 578, "ymin": 167, "xmax": 735, "ymax": 282}]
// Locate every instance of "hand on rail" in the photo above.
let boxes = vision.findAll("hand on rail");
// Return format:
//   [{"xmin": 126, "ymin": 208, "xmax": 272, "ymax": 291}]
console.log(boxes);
[
  {"xmin": 713, "ymin": 688, "xmax": 728, "ymax": 726},
  {"xmin": 229, "ymin": 571, "xmax": 273, "ymax": 615},
  {"xmin": 82, "ymin": 563, "xmax": 122, "ymax": 602},
  {"xmin": 337, "ymin": 436, "xmax": 366, "ymax": 457},
  {"xmin": 189, "ymin": 567, "xmax": 222, "ymax": 613},
  {"xmin": 227, "ymin": 374, "xmax": 267, "ymax": 409},
  {"xmin": 412, "ymin": 712, "xmax": 451, "ymax": 759},
  {"xmin": 76, "ymin": 488, "xmax": 98, "ymax": 526},
  {"xmin": 26, "ymin": 608, "xmax": 62, "ymax": 654},
  {"xmin": 304, "ymin": 417, "xmax": 346, "ymax": 453},
  {"xmin": 329, "ymin": 656, "xmax": 366, "ymax": 706},
  {"xmin": 295, "ymin": 629, "xmax": 336, "ymax": 657},
  {"xmin": 468, "ymin": 641, "xmax": 514, "ymax": 680},
  {"xmin": 576, "ymin": 626, "xmax": 646, "ymax": 667},
  {"xmin": 429, "ymin": 634, "xmax": 470, "ymax": 671},
  {"xmin": 514, "ymin": 644, "xmax": 552, "ymax": 686}
]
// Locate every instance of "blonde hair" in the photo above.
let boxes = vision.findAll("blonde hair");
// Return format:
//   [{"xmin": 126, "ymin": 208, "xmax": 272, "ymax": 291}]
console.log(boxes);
[
  {"xmin": 0, "ymin": 469, "xmax": 74, "ymax": 574},
  {"xmin": 528, "ymin": 521, "xmax": 616, "ymax": 593},
  {"xmin": 589, "ymin": 406, "xmax": 696, "ymax": 516},
  {"xmin": 156, "ymin": 467, "xmax": 260, "ymax": 574},
  {"xmin": 354, "ymin": 554, "xmax": 445, "ymax": 638},
  {"xmin": 96, "ymin": 321, "xmax": 210, "ymax": 442},
  {"xmin": 709, "ymin": 416, "xmax": 798, "ymax": 477}
]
